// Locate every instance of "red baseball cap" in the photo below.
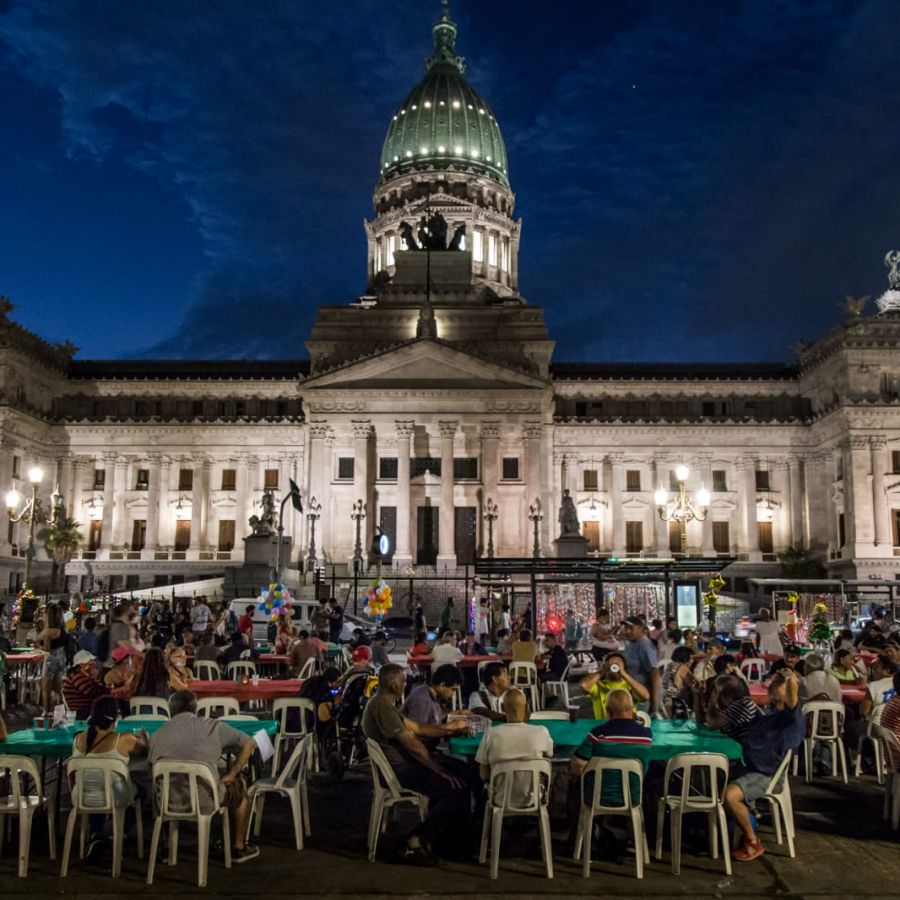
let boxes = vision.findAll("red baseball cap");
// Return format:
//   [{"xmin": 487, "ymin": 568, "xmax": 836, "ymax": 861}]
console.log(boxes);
[
  {"xmin": 111, "ymin": 647, "xmax": 136, "ymax": 663},
  {"xmin": 352, "ymin": 646, "xmax": 372, "ymax": 663}
]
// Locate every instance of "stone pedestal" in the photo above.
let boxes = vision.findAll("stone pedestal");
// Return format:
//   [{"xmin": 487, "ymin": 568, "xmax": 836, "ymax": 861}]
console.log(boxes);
[
  {"xmin": 553, "ymin": 534, "xmax": 589, "ymax": 559},
  {"xmin": 224, "ymin": 534, "xmax": 292, "ymax": 598}
]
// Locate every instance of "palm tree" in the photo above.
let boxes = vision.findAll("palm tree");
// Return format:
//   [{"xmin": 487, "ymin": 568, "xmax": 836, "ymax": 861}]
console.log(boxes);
[{"xmin": 39, "ymin": 515, "xmax": 83, "ymax": 593}]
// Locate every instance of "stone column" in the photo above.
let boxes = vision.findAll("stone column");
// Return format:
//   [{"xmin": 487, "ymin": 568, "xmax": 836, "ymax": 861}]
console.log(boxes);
[
  {"xmin": 844, "ymin": 437, "xmax": 875, "ymax": 553},
  {"xmin": 437, "ymin": 420, "xmax": 458, "ymax": 569},
  {"xmin": 111, "ymin": 456, "xmax": 129, "ymax": 549},
  {"xmin": 234, "ymin": 455, "xmax": 249, "ymax": 550},
  {"xmin": 481, "ymin": 420, "xmax": 500, "ymax": 509},
  {"xmin": 59, "ymin": 456, "xmax": 75, "ymax": 517},
  {"xmin": 99, "ymin": 455, "xmax": 115, "ymax": 551},
  {"xmin": 871, "ymin": 437, "xmax": 891, "ymax": 549},
  {"xmin": 774, "ymin": 461, "xmax": 792, "ymax": 550},
  {"xmin": 352, "ymin": 420, "xmax": 373, "ymax": 554},
  {"xmin": 199, "ymin": 456, "xmax": 212, "ymax": 548},
  {"xmin": 803, "ymin": 453, "xmax": 828, "ymax": 552},
  {"xmin": 189, "ymin": 456, "xmax": 203, "ymax": 551},
  {"xmin": 737, "ymin": 456, "xmax": 759, "ymax": 561},
  {"xmin": 698, "ymin": 455, "xmax": 715, "ymax": 555},
  {"xmin": 156, "ymin": 456, "xmax": 172, "ymax": 550},
  {"xmin": 523, "ymin": 422, "xmax": 543, "ymax": 554},
  {"xmin": 651, "ymin": 458, "xmax": 668, "ymax": 554},
  {"xmin": 71, "ymin": 458, "xmax": 89, "ymax": 547},
  {"xmin": 307, "ymin": 424, "xmax": 330, "ymax": 561},
  {"xmin": 394, "ymin": 421, "xmax": 415, "ymax": 567},
  {"xmin": 610, "ymin": 454, "xmax": 626, "ymax": 555},
  {"xmin": 144, "ymin": 454, "xmax": 161, "ymax": 552},
  {"xmin": 788, "ymin": 459, "xmax": 804, "ymax": 550}
]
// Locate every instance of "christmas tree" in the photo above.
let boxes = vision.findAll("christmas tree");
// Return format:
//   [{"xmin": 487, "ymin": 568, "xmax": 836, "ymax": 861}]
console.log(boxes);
[{"xmin": 808, "ymin": 602, "xmax": 832, "ymax": 645}]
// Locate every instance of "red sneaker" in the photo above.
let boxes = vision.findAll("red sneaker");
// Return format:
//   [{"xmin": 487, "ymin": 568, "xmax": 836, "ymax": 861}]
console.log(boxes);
[{"xmin": 733, "ymin": 839, "xmax": 765, "ymax": 862}]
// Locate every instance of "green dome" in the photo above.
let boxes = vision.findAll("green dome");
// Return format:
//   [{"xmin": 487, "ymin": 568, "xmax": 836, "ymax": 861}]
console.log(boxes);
[{"xmin": 379, "ymin": 5, "xmax": 509, "ymax": 188}]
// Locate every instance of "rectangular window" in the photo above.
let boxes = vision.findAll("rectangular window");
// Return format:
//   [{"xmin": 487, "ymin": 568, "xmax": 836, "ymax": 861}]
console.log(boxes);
[
  {"xmin": 12, "ymin": 455, "xmax": 20, "ymax": 477},
  {"xmin": 264, "ymin": 468, "xmax": 279, "ymax": 489},
  {"xmin": 89, "ymin": 520, "xmax": 102, "ymax": 551},
  {"xmin": 221, "ymin": 468, "xmax": 236, "ymax": 491},
  {"xmin": 378, "ymin": 458, "xmax": 398, "ymax": 480},
  {"xmin": 218, "ymin": 519, "xmax": 235, "ymax": 552},
  {"xmin": 625, "ymin": 521, "xmax": 644, "ymax": 553},
  {"xmin": 838, "ymin": 513, "xmax": 846, "ymax": 548},
  {"xmin": 178, "ymin": 468, "xmax": 193, "ymax": 491},
  {"xmin": 583, "ymin": 469, "xmax": 599, "ymax": 491},
  {"xmin": 893, "ymin": 510, "xmax": 900, "ymax": 547},
  {"xmin": 192, "ymin": 400, "xmax": 204, "ymax": 417},
  {"xmin": 386, "ymin": 233, "xmax": 396, "ymax": 268},
  {"xmin": 93, "ymin": 469, "xmax": 106, "ymax": 490},
  {"xmin": 713, "ymin": 521, "xmax": 730, "ymax": 553},
  {"xmin": 712, "ymin": 469, "xmax": 728, "ymax": 492},
  {"xmin": 472, "ymin": 230, "xmax": 484, "ymax": 262},
  {"xmin": 702, "ymin": 401, "xmax": 716, "ymax": 416},
  {"xmin": 374, "ymin": 241, "xmax": 382, "ymax": 273},
  {"xmin": 130, "ymin": 520, "xmax": 146, "ymax": 552},
  {"xmin": 500, "ymin": 238, "xmax": 509, "ymax": 272},
  {"xmin": 337, "ymin": 457, "xmax": 355, "ymax": 480},
  {"xmin": 669, "ymin": 470, "xmax": 681, "ymax": 491},
  {"xmin": 892, "ymin": 451, "xmax": 900, "ymax": 474},
  {"xmin": 668, "ymin": 521, "xmax": 682, "ymax": 553},
  {"xmin": 501, "ymin": 457, "xmax": 519, "ymax": 480},
  {"xmin": 755, "ymin": 470, "xmax": 770, "ymax": 491},
  {"xmin": 757, "ymin": 521, "xmax": 774, "ymax": 553},
  {"xmin": 411, "ymin": 457, "xmax": 442, "ymax": 478},
  {"xmin": 488, "ymin": 233, "xmax": 497, "ymax": 266},
  {"xmin": 574, "ymin": 401, "xmax": 587, "ymax": 417},
  {"xmin": 135, "ymin": 469, "xmax": 149, "ymax": 490},
  {"xmin": 582, "ymin": 520, "xmax": 600, "ymax": 552},
  {"xmin": 625, "ymin": 470, "xmax": 641, "ymax": 492},
  {"xmin": 174, "ymin": 521, "xmax": 191, "ymax": 551},
  {"xmin": 135, "ymin": 400, "xmax": 148, "ymax": 416},
  {"xmin": 235, "ymin": 400, "xmax": 246, "ymax": 416},
  {"xmin": 453, "ymin": 458, "xmax": 478, "ymax": 480}
]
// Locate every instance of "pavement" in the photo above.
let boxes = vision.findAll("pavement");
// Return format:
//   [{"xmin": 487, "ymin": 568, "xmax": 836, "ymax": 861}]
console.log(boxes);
[{"xmin": 1, "ymin": 736, "xmax": 898, "ymax": 900}]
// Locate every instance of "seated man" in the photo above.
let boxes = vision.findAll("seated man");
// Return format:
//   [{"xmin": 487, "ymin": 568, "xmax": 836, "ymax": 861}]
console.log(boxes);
[
  {"xmin": 62, "ymin": 650, "xmax": 108, "ymax": 720},
  {"xmin": 860, "ymin": 654, "xmax": 897, "ymax": 718},
  {"xmin": 707, "ymin": 671, "xmax": 805, "ymax": 862},
  {"xmin": 194, "ymin": 633, "xmax": 221, "ymax": 663},
  {"xmin": 476, "ymin": 688, "xmax": 553, "ymax": 805},
  {"xmin": 370, "ymin": 632, "xmax": 391, "ymax": 668},
  {"xmin": 222, "ymin": 631, "xmax": 255, "ymax": 666},
  {"xmin": 579, "ymin": 653, "xmax": 649, "ymax": 720},
  {"xmin": 469, "ymin": 661, "xmax": 511, "ymax": 721},
  {"xmin": 361, "ymin": 663, "xmax": 469, "ymax": 864},
  {"xmin": 430, "ymin": 633, "xmax": 463, "ymax": 667},
  {"xmin": 541, "ymin": 632, "xmax": 569, "ymax": 681},
  {"xmin": 769, "ymin": 644, "xmax": 806, "ymax": 678},
  {"xmin": 457, "ymin": 631, "xmax": 485, "ymax": 657},
  {"xmin": 511, "ymin": 629, "xmax": 541, "ymax": 665},
  {"xmin": 692, "ymin": 638, "xmax": 725, "ymax": 687},
  {"xmin": 290, "ymin": 629, "xmax": 323, "ymax": 675},
  {"xmin": 403, "ymin": 664, "xmax": 464, "ymax": 728},
  {"xmin": 799, "ymin": 652, "xmax": 841, "ymax": 704}
]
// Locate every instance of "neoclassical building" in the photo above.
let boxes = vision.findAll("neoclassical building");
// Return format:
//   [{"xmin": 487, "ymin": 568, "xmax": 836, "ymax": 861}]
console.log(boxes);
[{"xmin": 3, "ymin": 4, "xmax": 900, "ymax": 595}]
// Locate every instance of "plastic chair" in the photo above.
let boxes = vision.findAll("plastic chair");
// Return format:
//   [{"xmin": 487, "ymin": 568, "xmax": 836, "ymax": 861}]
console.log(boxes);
[
  {"xmin": 146, "ymin": 761, "xmax": 231, "ymax": 888},
  {"xmin": 197, "ymin": 697, "xmax": 240, "ymax": 719},
  {"xmin": 61, "ymin": 757, "xmax": 143, "ymax": 878},
  {"xmin": 477, "ymin": 660, "xmax": 495, "ymax": 683},
  {"xmin": 508, "ymin": 662, "xmax": 541, "ymax": 710},
  {"xmin": 875, "ymin": 725, "xmax": 900, "ymax": 829},
  {"xmin": 478, "ymin": 758, "xmax": 553, "ymax": 879},
  {"xmin": 449, "ymin": 683, "xmax": 463, "ymax": 711},
  {"xmin": 635, "ymin": 710, "xmax": 652, "ymax": 728},
  {"xmin": 272, "ymin": 698, "xmax": 317, "ymax": 773},
  {"xmin": 530, "ymin": 711, "xmax": 569, "ymax": 721},
  {"xmin": 541, "ymin": 661, "xmax": 570, "ymax": 709},
  {"xmin": 194, "ymin": 660, "xmax": 222, "ymax": 680},
  {"xmin": 802, "ymin": 701, "xmax": 847, "ymax": 784},
  {"xmin": 0, "ymin": 755, "xmax": 56, "ymax": 877},
  {"xmin": 365, "ymin": 739, "xmax": 428, "ymax": 862},
  {"xmin": 854, "ymin": 706, "xmax": 885, "ymax": 785},
  {"xmin": 575, "ymin": 757, "xmax": 648, "ymax": 879},
  {"xmin": 226, "ymin": 660, "xmax": 257, "ymax": 679},
  {"xmin": 296, "ymin": 657, "xmax": 318, "ymax": 680},
  {"xmin": 124, "ymin": 714, "xmax": 168, "ymax": 723},
  {"xmin": 249, "ymin": 734, "xmax": 313, "ymax": 850},
  {"xmin": 655, "ymin": 752, "xmax": 731, "ymax": 876},
  {"xmin": 740, "ymin": 659, "xmax": 766, "ymax": 683},
  {"xmin": 129, "ymin": 696, "xmax": 170, "ymax": 718},
  {"xmin": 757, "ymin": 751, "xmax": 796, "ymax": 858}
]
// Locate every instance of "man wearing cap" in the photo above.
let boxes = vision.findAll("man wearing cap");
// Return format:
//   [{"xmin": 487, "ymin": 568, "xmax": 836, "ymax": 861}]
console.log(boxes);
[
  {"xmin": 104, "ymin": 646, "xmax": 136, "ymax": 691},
  {"xmin": 62, "ymin": 650, "xmax": 108, "ymax": 719},
  {"xmin": 770, "ymin": 644, "xmax": 806, "ymax": 677},
  {"xmin": 621, "ymin": 616, "xmax": 660, "ymax": 713}
]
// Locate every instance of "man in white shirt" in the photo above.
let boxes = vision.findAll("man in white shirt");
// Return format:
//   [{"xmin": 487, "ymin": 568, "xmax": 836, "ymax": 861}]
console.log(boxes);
[
  {"xmin": 860, "ymin": 654, "xmax": 897, "ymax": 718},
  {"xmin": 476, "ymin": 689, "xmax": 553, "ymax": 806},
  {"xmin": 799, "ymin": 652, "xmax": 841, "ymax": 704},
  {"xmin": 469, "ymin": 661, "xmax": 511, "ymax": 721},
  {"xmin": 431, "ymin": 633, "xmax": 463, "ymax": 667},
  {"xmin": 190, "ymin": 596, "xmax": 210, "ymax": 639}
]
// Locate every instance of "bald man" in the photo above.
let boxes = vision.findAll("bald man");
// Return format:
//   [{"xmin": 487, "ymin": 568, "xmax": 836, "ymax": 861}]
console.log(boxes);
[{"xmin": 475, "ymin": 688, "xmax": 553, "ymax": 804}]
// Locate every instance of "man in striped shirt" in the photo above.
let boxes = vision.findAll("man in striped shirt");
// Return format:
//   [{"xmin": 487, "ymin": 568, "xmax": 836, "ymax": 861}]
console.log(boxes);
[{"xmin": 61, "ymin": 650, "xmax": 107, "ymax": 720}]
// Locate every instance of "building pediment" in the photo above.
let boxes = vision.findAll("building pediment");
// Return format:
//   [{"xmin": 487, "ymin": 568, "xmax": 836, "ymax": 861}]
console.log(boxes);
[{"xmin": 302, "ymin": 338, "xmax": 549, "ymax": 392}]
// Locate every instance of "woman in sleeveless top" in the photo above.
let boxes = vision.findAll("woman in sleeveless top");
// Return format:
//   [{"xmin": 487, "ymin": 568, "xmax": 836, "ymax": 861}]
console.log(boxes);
[{"xmin": 41, "ymin": 603, "xmax": 68, "ymax": 712}]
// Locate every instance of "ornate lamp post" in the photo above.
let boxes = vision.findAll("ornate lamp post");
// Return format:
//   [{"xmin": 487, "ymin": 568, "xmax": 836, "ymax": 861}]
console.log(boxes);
[
  {"xmin": 483, "ymin": 497, "xmax": 498, "ymax": 558},
  {"xmin": 350, "ymin": 499, "xmax": 366, "ymax": 615},
  {"xmin": 654, "ymin": 463, "xmax": 710, "ymax": 557},
  {"xmin": 306, "ymin": 496, "xmax": 322, "ymax": 572},
  {"xmin": 527, "ymin": 498, "xmax": 543, "ymax": 560},
  {"xmin": 6, "ymin": 465, "xmax": 44, "ymax": 589}
]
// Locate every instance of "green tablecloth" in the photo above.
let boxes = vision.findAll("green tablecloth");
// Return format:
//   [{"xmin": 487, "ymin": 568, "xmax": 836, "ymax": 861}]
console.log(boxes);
[
  {"xmin": 0, "ymin": 718, "xmax": 277, "ymax": 757},
  {"xmin": 450, "ymin": 718, "xmax": 742, "ymax": 763}
]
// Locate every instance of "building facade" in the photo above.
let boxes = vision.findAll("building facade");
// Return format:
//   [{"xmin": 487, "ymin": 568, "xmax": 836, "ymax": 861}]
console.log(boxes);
[{"xmin": 3, "ymin": 5, "xmax": 900, "ymax": 594}]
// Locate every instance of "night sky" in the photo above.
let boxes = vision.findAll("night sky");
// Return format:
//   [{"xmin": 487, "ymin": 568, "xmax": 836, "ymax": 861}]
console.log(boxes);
[{"xmin": 2, "ymin": 0, "xmax": 899, "ymax": 363}]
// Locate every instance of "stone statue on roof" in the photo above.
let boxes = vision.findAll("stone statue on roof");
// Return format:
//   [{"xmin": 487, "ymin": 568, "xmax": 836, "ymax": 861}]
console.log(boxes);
[{"xmin": 886, "ymin": 251, "xmax": 900, "ymax": 290}]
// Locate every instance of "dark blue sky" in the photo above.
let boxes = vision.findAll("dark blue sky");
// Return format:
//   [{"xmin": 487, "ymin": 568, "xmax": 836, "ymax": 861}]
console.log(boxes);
[{"xmin": 1, "ymin": 0, "xmax": 898, "ymax": 362}]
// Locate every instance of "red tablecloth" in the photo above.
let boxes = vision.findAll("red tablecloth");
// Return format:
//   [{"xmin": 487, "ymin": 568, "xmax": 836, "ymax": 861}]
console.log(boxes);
[
  {"xmin": 5, "ymin": 652, "xmax": 45, "ymax": 668},
  {"xmin": 748, "ymin": 683, "xmax": 865, "ymax": 706},
  {"xmin": 407, "ymin": 654, "xmax": 512, "ymax": 668},
  {"xmin": 189, "ymin": 678, "xmax": 303, "ymax": 702},
  {"xmin": 258, "ymin": 654, "xmax": 291, "ymax": 666}
]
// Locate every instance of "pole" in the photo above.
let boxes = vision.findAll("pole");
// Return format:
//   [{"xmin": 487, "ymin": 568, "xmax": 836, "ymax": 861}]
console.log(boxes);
[
  {"xmin": 274, "ymin": 492, "xmax": 292, "ymax": 584},
  {"xmin": 679, "ymin": 481, "xmax": 687, "ymax": 557}
]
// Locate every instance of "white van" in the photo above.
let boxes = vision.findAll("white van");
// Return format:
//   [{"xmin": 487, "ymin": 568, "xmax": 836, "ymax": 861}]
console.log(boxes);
[{"xmin": 227, "ymin": 598, "xmax": 319, "ymax": 646}]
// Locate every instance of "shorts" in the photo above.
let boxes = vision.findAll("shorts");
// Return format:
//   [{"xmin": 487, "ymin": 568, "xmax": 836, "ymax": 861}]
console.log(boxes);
[
  {"xmin": 217, "ymin": 775, "xmax": 248, "ymax": 812},
  {"xmin": 43, "ymin": 647, "xmax": 67, "ymax": 679},
  {"xmin": 732, "ymin": 770, "xmax": 773, "ymax": 806}
]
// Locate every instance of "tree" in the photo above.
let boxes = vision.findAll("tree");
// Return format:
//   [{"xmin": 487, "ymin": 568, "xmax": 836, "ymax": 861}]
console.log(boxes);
[
  {"xmin": 38, "ymin": 515, "xmax": 83, "ymax": 592},
  {"xmin": 778, "ymin": 546, "xmax": 826, "ymax": 580},
  {"xmin": 808, "ymin": 602, "xmax": 833, "ymax": 646}
]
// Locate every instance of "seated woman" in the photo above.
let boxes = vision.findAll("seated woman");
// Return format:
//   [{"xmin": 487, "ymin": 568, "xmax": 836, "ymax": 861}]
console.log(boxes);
[
  {"xmin": 166, "ymin": 646, "xmax": 192, "ymax": 693},
  {"xmin": 511, "ymin": 629, "xmax": 541, "ymax": 665},
  {"xmin": 661, "ymin": 646, "xmax": 696, "ymax": 718},
  {"xmin": 831, "ymin": 648, "xmax": 866, "ymax": 685},
  {"xmin": 131, "ymin": 647, "xmax": 170, "ymax": 699},
  {"xmin": 273, "ymin": 618, "xmax": 296, "ymax": 655}
]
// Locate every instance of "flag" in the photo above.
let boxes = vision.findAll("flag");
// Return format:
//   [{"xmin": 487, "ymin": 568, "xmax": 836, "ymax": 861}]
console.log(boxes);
[{"xmin": 288, "ymin": 478, "xmax": 303, "ymax": 513}]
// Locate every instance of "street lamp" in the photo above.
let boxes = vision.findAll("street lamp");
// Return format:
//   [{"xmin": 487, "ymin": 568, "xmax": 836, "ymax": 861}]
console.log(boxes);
[
  {"xmin": 306, "ymin": 496, "xmax": 322, "ymax": 571},
  {"xmin": 6, "ymin": 465, "xmax": 43, "ymax": 589},
  {"xmin": 527, "ymin": 498, "xmax": 542, "ymax": 560},
  {"xmin": 483, "ymin": 497, "xmax": 498, "ymax": 558},
  {"xmin": 350, "ymin": 499, "xmax": 366, "ymax": 615},
  {"xmin": 654, "ymin": 464, "xmax": 710, "ymax": 556}
]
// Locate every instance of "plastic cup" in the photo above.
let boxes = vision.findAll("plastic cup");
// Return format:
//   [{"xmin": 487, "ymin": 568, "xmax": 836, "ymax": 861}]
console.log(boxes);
[{"xmin": 568, "ymin": 706, "xmax": 578, "ymax": 724}]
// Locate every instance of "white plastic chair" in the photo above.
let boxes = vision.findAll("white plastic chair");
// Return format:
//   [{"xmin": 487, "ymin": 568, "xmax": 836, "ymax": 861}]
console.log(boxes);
[
  {"xmin": 530, "ymin": 711, "xmax": 569, "ymax": 721},
  {"xmin": 249, "ymin": 734, "xmax": 313, "ymax": 849},
  {"xmin": 365, "ymin": 739, "xmax": 428, "ymax": 862},
  {"xmin": 655, "ymin": 752, "xmax": 731, "ymax": 876},
  {"xmin": 296, "ymin": 657, "xmax": 318, "ymax": 680},
  {"xmin": 477, "ymin": 660, "xmax": 495, "ymax": 683},
  {"xmin": 124, "ymin": 713, "xmax": 168, "ymax": 723},
  {"xmin": 146, "ymin": 761, "xmax": 231, "ymax": 888},
  {"xmin": 0, "ymin": 755, "xmax": 56, "ymax": 877},
  {"xmin": 575, "ymin": 757, "xmax": 648, "ymax": 879},
  {"xmin": 479, "ymin": 758, "xmax": 553, "ymax": 879},
  {"xmin": 226, "ymin": 660, "xmax": 257, "ymax": 679},
  {"xmin": 854, "ymin": 706, "xmax": 885, "ymax": 785},
  {"xmin": 196, "ymin": 697, "xmax": 241, "ymax": 719},
  {"xmin": 449, "ymin": 683, "xmax": 463, "ymax": 711},
  {"xmin": 194, "ymin": 660, "xmax": 222, "ymax": 680},
  {"xmin": 542, "ymin": 661, "xmax": 570, "ymax": 709},
  {"xmin": 635, "ymin": 710, "xmax": 652, "ymax": 728},
  {"xmin": 739, "ymin": 659, "xmax": 766, "ymax": 683},
  {"xmin": 508, "ymin": 662, "xmax": 540, "ymax": 710},
  {"xmin": 129, "ymin": 696, "xmax": 170, "ymax": 718},
  {"xmin": 802, "ymin": 701, "xmax": 847, "ymax": 784},
  {"xmin": 757, "ymin": 751, "xmax": 796, "ymax": 858},
  {"xmin": 61, "ymin": 757, "xmax": 143, "ymax": 878},
  {"xmin": 875, "ymin": 725, "xmax": 900, "ymax": 829},
  {"xmin": 272, "ymin": 698, "xmax": 317, "ymax": 773}
]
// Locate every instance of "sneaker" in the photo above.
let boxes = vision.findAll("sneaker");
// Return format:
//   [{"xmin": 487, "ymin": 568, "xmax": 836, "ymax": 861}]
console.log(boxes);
[
  {"xmin": 733, "ymin": 839, "xmax": 765, "ymax": 862},
  {"xmin": 398, "ymin": 843, "xmax": 438, "ymax": 867},
  {"xmin": 233, "ymin": 843, "xmax": 260, "ymax": 864}
]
